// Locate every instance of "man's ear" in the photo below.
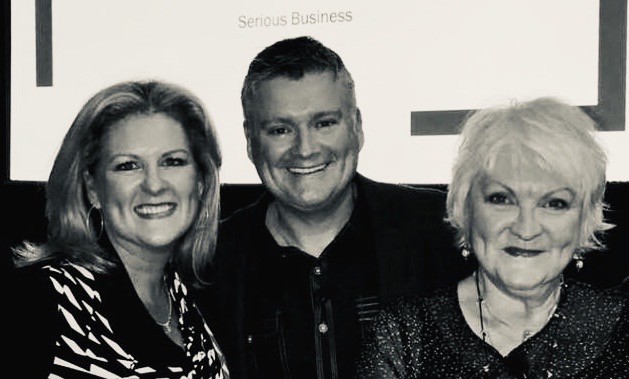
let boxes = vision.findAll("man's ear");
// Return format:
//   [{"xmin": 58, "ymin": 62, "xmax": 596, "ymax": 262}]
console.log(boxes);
[
  {"xmin": 83, "ymin": 171, "xmax": 101, "ymax": 208},
  {"xmin": 355, "ymin": 108, "xmax": 364, "ymax": 151},
  {"xmin": 244, "ymin": 120, "xmax": 254, "ymax": 163}
]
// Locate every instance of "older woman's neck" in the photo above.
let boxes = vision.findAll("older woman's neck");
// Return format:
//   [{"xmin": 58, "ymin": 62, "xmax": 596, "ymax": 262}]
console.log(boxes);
[{"xmin": 479, "ymin": 271, "xmax": 562, "ymax": 319}]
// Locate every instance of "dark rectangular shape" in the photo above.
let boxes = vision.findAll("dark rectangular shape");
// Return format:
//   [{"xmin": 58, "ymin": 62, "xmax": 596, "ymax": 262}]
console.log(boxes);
[
  {"xmin": 35, "ymin": 0, "xmax": 52, "ymax": 87},
  {"xmin": 411, "ymin": 0, "xmax": 627, "ymax": 135}
]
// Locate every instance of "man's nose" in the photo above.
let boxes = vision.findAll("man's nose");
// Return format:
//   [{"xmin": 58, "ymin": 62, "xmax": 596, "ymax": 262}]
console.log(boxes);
[{"xmin": 293, "ymin": 128, "xmax": 318, "ymax": 157}]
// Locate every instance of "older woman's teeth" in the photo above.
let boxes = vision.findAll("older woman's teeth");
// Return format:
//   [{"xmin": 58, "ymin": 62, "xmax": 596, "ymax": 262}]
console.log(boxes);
[
  {"xmin": 288, "ymin": 164, "xmax": 327, "ymax": 175},
  {"xmin": 504, "ymin": 247, "xmax": 544, "ymax": 257}
]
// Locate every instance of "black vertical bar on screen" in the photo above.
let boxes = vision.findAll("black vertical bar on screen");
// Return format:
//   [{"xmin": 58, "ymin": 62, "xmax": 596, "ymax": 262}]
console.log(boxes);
[
  {"xmin": 35, "ymin": 0, "xmax": 52, "ymax": 87},
  {"xmin": 598, "ymin": 0, "xmax": 626, "ymax": 130},
  {"xmin": 2, "ymin": 0, "xmax": 11, "ymax": 183},
  {"xmin": 582, "ymin": 0, "xmax": 627, "ymax": 130}
]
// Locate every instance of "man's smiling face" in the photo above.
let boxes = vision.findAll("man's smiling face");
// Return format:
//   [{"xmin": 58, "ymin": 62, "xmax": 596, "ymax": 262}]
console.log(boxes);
[{"xmin": 246, "ymin": 71, "xmax": 363, "ymax": 213}]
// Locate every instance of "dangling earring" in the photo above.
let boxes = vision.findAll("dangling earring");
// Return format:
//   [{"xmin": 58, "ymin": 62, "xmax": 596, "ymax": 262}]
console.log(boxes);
[
  {"xmin": 573, "ymin": 252, "xmax": 584, "ymax": 271},
  {"xmin": 461, "ymin": 246, "xmax": 471, "ymax": 260},
  {"xmin": 86, "ymin": 205, "xmax": 104, "ymax": 241}
]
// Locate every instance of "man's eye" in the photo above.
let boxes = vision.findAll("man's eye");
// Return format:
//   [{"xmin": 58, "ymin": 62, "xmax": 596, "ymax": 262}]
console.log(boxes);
[
  {"xmin": 486, "ymin": 193, "xmax": 512, "ymax": 205},
  {"xmin": 544, "ymin": 198, "xmax": 570, "ymax": 210},
  {"xmin": 163, "ymin": 157, "xmax": 189, "ymax": 167},
  {"xmin": 114, "ymin": 161, "xmax": 139, "ymax": 171},
  {"xmin": 316, "ymin": 119, "xmax": 338, "ymax": 128},
  {"xmin": 268, "ymin": 127, "xmax": 290, "ymax": 136}
]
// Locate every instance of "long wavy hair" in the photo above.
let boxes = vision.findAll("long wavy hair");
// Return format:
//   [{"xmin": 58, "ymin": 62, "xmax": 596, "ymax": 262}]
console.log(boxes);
[{"xmin": 13, "ymin": 80, "xmax": 222, "ymax": 287}]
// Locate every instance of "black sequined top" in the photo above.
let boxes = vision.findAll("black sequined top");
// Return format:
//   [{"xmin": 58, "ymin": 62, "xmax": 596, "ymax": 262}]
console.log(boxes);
[{"xmin": 357, "ymin": 279, "xmax": 628, "ymax": 378}]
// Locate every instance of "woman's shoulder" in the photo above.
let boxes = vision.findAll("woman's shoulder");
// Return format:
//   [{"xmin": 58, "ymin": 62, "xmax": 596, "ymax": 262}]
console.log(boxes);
[
  {"xmin": 12, "ymin": 259, "xmax": 105, "ymax": 306},
  {"xmin": 560, "ymin": 279, "xmax": 627, "ymax": 342},
  {"xmin": 566, "ymin": 279, "xmax": 628, "ymax": 309},
  {"xmin": 11, "ymin": 260, "xmax": 59, "ymax": 289},
  {"xmin": 378, "ymin": 286, "xmax": 457, "ymax": 323},
  {"xmin": 13, "ymin": 258, "xmax": 95, "ymax": 281}
]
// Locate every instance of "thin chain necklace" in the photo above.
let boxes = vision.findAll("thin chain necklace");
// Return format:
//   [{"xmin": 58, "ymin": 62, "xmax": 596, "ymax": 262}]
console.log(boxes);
[
  {"xmin": 475, "ymin": 271, "xmax": 489, "ymax": 342},
  {"xmin": 474, "ymin": 270, "xmax": 561, "ymax": 344},
  {"xmin": 154, "ymin": 279, "xmax": 173, "ymax": 333}
]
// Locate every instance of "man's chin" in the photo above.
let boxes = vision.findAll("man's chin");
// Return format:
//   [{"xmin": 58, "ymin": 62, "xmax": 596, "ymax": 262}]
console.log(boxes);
[
  {"xmin": 286, "ymin": 198, "xmax": 331, "ymax": 212},
  {"xmin": 277, "ymin": 192, "xmax": 337, "ymax": 213}
]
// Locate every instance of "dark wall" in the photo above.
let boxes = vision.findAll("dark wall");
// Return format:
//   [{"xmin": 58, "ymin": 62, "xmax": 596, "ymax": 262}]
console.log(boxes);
[{"xmin": 1, "ymin": 180, "xmax": 628, "ymax": 289}]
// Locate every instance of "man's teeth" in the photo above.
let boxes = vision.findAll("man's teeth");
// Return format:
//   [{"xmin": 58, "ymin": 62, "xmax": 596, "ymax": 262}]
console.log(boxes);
[
  {"xmin": 135, "ymin": 204, "xmax": 174, "ymax": 215},
  {"xmin": 288, "ymin": 164, "xmax": 327, "ymax": 175}
]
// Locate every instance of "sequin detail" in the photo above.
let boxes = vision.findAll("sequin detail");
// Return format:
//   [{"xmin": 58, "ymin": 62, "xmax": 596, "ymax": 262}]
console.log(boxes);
[{"xmin": 357, "ymin": 280, "xmax": 628, "ymax": 378}]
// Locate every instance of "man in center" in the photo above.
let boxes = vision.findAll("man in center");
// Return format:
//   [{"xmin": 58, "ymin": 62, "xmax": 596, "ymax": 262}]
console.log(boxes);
[{"xmin": 203, "ymin": 36, "xmax": 470, "ymax": 378}]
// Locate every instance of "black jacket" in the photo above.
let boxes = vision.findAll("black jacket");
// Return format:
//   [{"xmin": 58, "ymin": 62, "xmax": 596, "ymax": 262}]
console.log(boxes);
[{"xmin": 198, "ymin": 174, "xmax": 472, "ymax": 378}]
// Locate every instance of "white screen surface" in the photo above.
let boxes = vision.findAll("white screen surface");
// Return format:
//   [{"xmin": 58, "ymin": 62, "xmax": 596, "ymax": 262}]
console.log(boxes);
[{"xmin": 10, "ymin": 0, "xmax": 628, "ymax": 184}]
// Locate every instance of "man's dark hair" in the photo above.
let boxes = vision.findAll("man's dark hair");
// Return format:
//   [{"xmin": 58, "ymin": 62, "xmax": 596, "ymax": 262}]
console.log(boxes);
[{"xmin": 241, "ymin": 36, "xmax": 355, "ymax": 122}]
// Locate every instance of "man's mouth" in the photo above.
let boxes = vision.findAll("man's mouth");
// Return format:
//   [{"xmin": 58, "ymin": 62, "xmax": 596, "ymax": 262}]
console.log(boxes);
[{"xmin": 287, "ymin": 163, "xmax": 328, "ymax": 175}]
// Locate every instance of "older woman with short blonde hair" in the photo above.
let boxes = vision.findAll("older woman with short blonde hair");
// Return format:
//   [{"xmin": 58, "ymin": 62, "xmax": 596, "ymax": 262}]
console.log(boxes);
[{"xmin": 357, "ymin": 97, "xmax": 628, "ymax": 378}]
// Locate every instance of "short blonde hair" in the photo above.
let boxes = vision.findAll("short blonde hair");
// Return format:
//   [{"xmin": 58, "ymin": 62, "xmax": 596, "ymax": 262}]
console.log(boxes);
[{"xmin": 446, "ymin": 97, "xmax": 613, "ymax": 254}]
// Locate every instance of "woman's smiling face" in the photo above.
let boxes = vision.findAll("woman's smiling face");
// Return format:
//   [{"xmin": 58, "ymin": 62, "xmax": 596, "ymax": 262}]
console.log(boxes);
[
  {"xmin": 86, "ymin": 113, "xmax": 201, "ymax": 254},
  {"xmin": 469, "ymin": 152, "xmax": 582, "ymax": 293}
]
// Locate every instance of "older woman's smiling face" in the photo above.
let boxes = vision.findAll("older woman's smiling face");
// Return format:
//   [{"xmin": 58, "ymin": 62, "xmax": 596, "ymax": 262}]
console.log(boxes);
[{"xmin": 469, "ymin": 153, "xmax": 582, "ymax": 294}]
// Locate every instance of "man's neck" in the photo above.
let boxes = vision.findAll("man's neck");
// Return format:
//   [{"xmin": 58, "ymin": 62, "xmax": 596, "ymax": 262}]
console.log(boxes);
[{"xmin": 265, "ymin": 185, "xmax": 356, "ymax": 258}]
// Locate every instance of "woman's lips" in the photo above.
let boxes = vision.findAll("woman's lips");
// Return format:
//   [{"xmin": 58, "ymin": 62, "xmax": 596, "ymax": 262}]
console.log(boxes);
[
  {"xmin": 503, "ymin": 246, "xmax": 545, "ymax": 257},
  {"xmin": 134, "ymin": 203, "xmax": 176, "ymax": 219}
]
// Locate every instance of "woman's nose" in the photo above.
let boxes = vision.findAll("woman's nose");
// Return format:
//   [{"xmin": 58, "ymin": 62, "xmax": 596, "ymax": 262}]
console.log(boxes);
[
  {"xmin": 510, "ymin": 208, "xmax": 543, "ymax": 241},
  {"xmin": 141, "ymin": 166, "xmax": 167, "ymax": 194}
]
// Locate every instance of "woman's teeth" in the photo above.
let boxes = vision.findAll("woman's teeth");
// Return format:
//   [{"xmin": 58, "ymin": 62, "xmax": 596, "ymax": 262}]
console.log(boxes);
[{"xmin": 135, "ymin": 203, "xmax": 176, "ymax": 218}]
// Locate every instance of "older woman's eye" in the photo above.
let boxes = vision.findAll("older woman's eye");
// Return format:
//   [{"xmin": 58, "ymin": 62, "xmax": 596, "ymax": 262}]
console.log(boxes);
[
  {"xmin": 544, "ymin": 198, "xmax": 570, "ymax": 210},
  {"xmin": 486, "ymin": 193, "xmax": 512, "ymax": 205},
  {"xmin": 114, "ymin": 161, "xmax": 140, "ymax": 171}
]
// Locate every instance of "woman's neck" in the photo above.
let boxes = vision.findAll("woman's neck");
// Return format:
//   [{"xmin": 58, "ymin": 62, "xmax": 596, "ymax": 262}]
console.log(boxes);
[
  {"xmin": 110, "ymin": 238, "xmax": 170, "ymax": 300},
  {"xmin": 109, "ymin": 237, "xmax": 183, "ymax": 347},
  {"xmin": 478, "ymin": 271, "xmax": 563, "ymax": 320},
  {"xmin": 459, "ymin": 271, "xmax": 563, "ymax": 356}
]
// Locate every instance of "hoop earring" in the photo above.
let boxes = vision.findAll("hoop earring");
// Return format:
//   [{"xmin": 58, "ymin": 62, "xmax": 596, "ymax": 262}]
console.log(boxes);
[{"xmin": 86, "ymin": 205, "xmax": 104, "ymax": 241}]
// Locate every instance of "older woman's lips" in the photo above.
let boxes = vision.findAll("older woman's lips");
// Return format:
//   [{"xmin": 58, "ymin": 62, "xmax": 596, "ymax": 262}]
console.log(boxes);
[{"xmin": 504, "ymin": 247, "xmax": 545, "ymax": 257}]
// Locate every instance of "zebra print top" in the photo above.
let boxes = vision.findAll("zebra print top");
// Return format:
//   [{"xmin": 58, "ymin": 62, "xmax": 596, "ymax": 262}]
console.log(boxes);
[{"xmin": 10, "ymin": 260, "xmax": 230, "ymax": 379}]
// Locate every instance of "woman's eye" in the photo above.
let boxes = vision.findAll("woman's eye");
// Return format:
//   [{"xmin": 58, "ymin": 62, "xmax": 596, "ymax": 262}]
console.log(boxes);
[
  {"xmin": 486, "ymin": 193, "xmax": 512, "ymax": 205},
  {"xmin": 163, "ymin": 157, "xmax": 189, "ymax": 167},
  {"xmin": 544, "ymin": 198, "xmax": 570, "ymax": 210},
  {"xmin": 114, "ymin": 161, "xmax": 139, "ymax": 171}
]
